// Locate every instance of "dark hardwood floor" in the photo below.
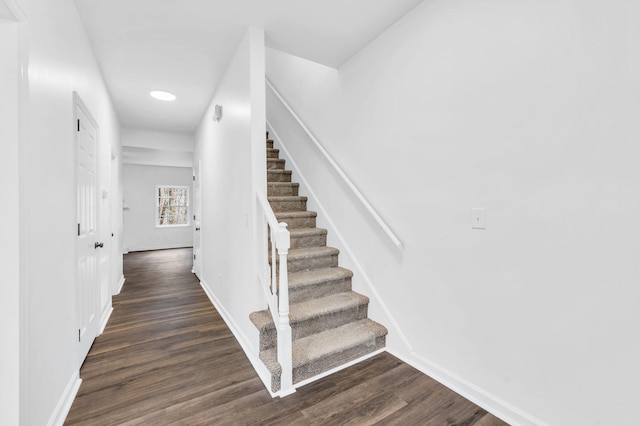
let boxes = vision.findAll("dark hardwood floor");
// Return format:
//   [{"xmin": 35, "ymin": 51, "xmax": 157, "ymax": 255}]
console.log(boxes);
[{"xmin": 65, "ymin": 248, "xmax": 509, "ymax": 426}]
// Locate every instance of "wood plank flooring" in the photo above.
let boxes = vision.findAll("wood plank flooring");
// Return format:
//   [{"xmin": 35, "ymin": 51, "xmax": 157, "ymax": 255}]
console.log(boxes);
[{"xmin": 65, "ymin": 248, "xmax": 509, "ymax": 425}]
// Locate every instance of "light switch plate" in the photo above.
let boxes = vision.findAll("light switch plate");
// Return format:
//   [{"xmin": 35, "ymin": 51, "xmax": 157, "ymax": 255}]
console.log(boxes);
[{"xmin": 471, "ymin": 208, "xmax": 486, "ymax": 229}]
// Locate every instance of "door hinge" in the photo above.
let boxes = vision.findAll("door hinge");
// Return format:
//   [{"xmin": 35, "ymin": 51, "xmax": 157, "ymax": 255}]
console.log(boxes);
[
  {"xmin": 77, "ymin": 223, "xmax": 80, "ymax": 236},
  {"xmin": 193, "ymin": 175, "xmax": 195, "ymax": 181},
  {"xmin": 78, "ymin": 329, "xmax": 81, "ymax": 342},
  {"xmin": 193, "ymin": 254, "xmax": 196, "ymax": 260},
  {"xmin": 77, "ymin": 119, "xmax": 80, "ymax": 132},
  {"xmin": 193, "ymin": 215, "xmax": 196, "ymax": 220}
]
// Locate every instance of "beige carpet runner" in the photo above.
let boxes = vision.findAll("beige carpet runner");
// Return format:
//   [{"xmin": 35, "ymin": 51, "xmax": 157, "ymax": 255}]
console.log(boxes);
[{"xmin": 250, "ymin": 133, "xmax": 387, "ymax": 392}]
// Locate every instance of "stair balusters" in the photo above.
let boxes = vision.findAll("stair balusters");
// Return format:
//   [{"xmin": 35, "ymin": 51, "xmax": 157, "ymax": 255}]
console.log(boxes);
[{"xmin": 256, "ymin": 190, "xmax": 294, "ymax": 396}]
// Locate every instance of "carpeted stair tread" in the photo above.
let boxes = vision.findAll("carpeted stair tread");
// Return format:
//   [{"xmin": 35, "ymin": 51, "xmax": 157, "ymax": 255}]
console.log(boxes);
[
  {"xmin": 269, "ymin": 227, "xmax": 327, "ymax": 249},
  {"xmin": 289, "ymin": 266, "xmax": 352, "ymax": 288},
  {"xmin": 268, "ymin": 246, "xmax": 338, "ymax": 261},
  {"xmin": 275, "ymin": 211, "xmax": 316, "ymax": 220},
  {"xmin": 291, "ymin": 318, "xmax": 387, "ymax": 367},
  {"xmin": 250, "ymin": 291, "xmax": 368, "ymax": 332},
  {"xmin": 288, "ymin": 227, "xmax": 327, "ymax": 238},
  {"xmin": 268, "ymin": 195, "xmax": 308, "ymax": 202},
  {"xmin": 267, "ymin": 170, "xmax": 292, "ymax": 176},
  {"xmin": 267, "ymin": 159, "xmax": 286, "ymax": 169},
  {"xmin": 291, "ymin": 291, "xmax": 369, "ymax": 325},
  {"xmin": 289, "ymin": 247, "xmax": 340, "ymax": 255},
  {"xmin": 259, "ymin": 319, "xmax": 387, "ymax": 375},
  {"xmin": 267, "ymin": 182, "xmax": 299, "ymax": 196},
  {"xmin": 269, "ymin": 246, "xmax": 339, "ymax": 272},
  {"xmin": 268, "ymin": 195, "xmax": 308, "ymax": 213},
  {"xmin": 268, "ymin": 182, "xmax": 297, "ymax": 188},
  {"xmin": 286, "ymin": 246, "xmax": 339, "ymax": 261},
  {"xmin": 287, "ymin": 227, "xmax": 328, "ymax": 248},
  {"xmin": 267, "ymin": 170, "xmax": 292, "ymax": 182},
  {"xmin": 287, "ymin": 266, "xmax": 352, "ymax": 303},
  {"xmin": 275, "ymin": 210, "xmax": 317, "ymax": 229}
]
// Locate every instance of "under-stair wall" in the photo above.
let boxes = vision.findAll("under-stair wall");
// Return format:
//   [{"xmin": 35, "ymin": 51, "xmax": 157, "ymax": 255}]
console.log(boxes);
[{"xmin": 193, "ymin": 27, "xmax": 270, "ymax": 386}]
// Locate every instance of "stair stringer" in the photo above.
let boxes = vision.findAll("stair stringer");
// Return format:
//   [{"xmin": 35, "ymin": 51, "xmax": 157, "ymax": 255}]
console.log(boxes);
[{"xmin": 266, "ymin": 122, "xmax": 413, "ymax": 356}]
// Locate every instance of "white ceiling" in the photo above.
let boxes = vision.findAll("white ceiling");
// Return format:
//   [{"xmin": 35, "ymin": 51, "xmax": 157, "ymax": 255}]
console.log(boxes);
[{"xmin": 74, "ymin": 0, "xmax": 424, "ymax": 135}]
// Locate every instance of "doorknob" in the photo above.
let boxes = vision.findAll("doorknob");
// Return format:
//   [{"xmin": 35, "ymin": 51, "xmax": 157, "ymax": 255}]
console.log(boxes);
[
  {"xmin": 195, "ymin": 227, "xmax": 201, "ymax": 231},
  {"xmin": 95, "ymin": 242, "xmax": 104, "ymax": 249}
]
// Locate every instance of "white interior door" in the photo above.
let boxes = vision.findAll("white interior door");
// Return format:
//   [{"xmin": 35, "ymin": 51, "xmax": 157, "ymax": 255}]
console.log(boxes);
[
  {"xmin": 193, "ymin": 160, "xmax": 202, "ymax": 278},
  {"xmin": 76, "ymin": 95, "xmax": 101, "ymax": 366}
]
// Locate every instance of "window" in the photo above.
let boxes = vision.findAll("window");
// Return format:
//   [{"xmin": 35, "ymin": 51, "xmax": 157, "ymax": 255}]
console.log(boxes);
[{"xmin": 156, "ymin": 186, "xmax": 189, "ymax": 226}]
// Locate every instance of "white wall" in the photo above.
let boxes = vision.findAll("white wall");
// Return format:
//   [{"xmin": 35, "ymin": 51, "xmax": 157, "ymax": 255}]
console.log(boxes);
[
  {"xmin": 123, "ymin": 164, "xmax": 194, "ymax": 252},
  {"xmin": 122, "ymin": 128, "xmax": 194, "ymax": 152},
  {"xmin": 121, "ymin": 127, "xmax": 194, "ymax": 168},
  {"xmin": 0, "ymin": 11, "xmax": 21, "ymax": 426},
  {"xmin": 265, "ymin": 1, "xmax": 640, "ymax": 425},
  {"xmin": 14, "ymin": 0, "xmax": 122, "ymax": 424},
  {"xmin": 194, "ymin": 27, "xmax": 267, "ymax": 364},
  {"xmin": 110, "ymin": 153, "xmax": 124, "ymax": 294}
]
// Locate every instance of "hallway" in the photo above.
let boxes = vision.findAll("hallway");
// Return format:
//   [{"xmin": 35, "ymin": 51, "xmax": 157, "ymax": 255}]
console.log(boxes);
[{"xmin": 65, "ymin": 248, "xmax": 508, "ymax": 425}]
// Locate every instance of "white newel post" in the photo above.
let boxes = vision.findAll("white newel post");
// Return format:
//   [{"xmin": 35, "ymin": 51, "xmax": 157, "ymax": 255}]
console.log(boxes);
[{"xmin": 275, "ymin": 222, "xmax": 293, "ymax": 394}]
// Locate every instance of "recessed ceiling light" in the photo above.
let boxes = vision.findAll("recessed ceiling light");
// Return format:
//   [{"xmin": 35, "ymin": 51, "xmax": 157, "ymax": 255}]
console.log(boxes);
[{"xmin": 150, "ymin": 90, "xmax": 176, "ymax": 101}]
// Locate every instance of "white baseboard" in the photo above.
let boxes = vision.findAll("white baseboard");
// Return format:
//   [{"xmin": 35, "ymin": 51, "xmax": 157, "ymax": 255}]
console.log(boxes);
[
  {"xmin": 99, "ymin": 305, "xmax": 113, "ymax": 335},
  {"xmin": 126, "ymin": 244, "xmax": 193, "ymax": 252},
  {"xmin": 386, "ymin": 349, "xmax": 547, "ymax": 426},
  {"xmin": 198, "ymin": 280, "xmax": 278, "ymax": 397},
  {"xmin": 46, "ymin": 371, "xmax": 81, "ymax": 426},
  {"xmin": 115, "ymin": 275, "xmax": 125, "ymax": 295}
]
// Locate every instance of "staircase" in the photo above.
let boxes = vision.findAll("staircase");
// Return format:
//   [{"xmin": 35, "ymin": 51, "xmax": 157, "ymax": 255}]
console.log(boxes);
[{"xmin": 250, "ymin": 133, "xmax": 388, "ymax": 393}]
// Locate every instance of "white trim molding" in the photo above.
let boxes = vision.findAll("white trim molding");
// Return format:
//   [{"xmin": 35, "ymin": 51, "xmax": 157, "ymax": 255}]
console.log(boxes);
[
  {"xmin": 46, "ymin": 371, "xmax": 81, "ymax": 426},
  {"xmin": 115, "ymin": 275, "xmax": 125, "ymax": 295},
  {"xmin": 198, "ymin": 280, "xmax": 278, "ymax": 397},
  {"xmin": 386, "ymin": 349, "xmax": 548, "ymax": 426},
  {"xmin": 99, "ymin": 305, "xmax": 113, "ymax": 335}
]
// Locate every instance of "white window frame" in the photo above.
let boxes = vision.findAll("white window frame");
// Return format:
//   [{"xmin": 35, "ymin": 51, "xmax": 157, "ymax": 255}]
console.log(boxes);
[{"xmin": 155, "ymin": 185, "xmax": 191, "ymax": 228}]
